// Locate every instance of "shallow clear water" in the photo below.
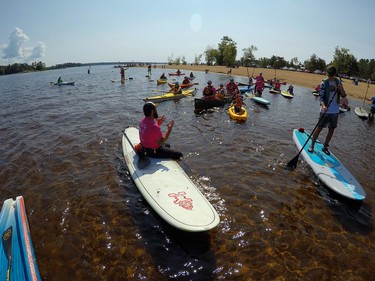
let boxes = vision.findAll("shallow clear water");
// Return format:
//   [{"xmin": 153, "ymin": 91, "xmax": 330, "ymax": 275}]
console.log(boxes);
[{"xmin": 0, "ymin": 66, "xmax": 374, "ymax": 280}]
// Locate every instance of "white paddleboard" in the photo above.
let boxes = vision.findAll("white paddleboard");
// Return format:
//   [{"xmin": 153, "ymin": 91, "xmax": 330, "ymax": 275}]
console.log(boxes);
[
  {"xmin": 122, "ymin": 127, "xmax": 220, "ymax": 232},
  {"xmin": 293, "ymin": 129, "xmax": 366, "ymax": 201},
  {"xmin": 281, "ymin": 91, "xmax": 294, "ymax": 99},
  {"xmin": 354, "ymin": 107, "xmax": 368, "ymax": 119}
]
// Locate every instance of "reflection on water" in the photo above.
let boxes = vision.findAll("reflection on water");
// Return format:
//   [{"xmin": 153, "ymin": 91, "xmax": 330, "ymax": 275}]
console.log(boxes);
[{"xmin": 0, "ymin": 66, "xmax": 374, "ymax": 280}]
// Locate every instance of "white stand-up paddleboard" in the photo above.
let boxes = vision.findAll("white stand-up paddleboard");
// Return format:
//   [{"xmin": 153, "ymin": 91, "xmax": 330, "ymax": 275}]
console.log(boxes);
[
  {"xmin": 293, "ymin": 129, "xmax": 366, "ymax": 201},
  {"xmin": 122, "ymin": 127, "xmax": 220, "ymax": 232},
  {"xmin": 354, "ymin": 107, "xmax": 368, "ymax": 119}
]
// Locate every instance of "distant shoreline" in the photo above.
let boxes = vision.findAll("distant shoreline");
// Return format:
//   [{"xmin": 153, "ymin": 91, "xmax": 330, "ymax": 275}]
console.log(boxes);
[{"xmin": 154, "ymin": 64, "xmax": 374, "ymax": 103}]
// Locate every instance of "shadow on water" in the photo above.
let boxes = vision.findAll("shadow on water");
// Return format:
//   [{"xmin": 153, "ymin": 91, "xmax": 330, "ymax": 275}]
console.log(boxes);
[
  {"xmin": 315, "ymin": 182, "xmax": 373, "ymax": 234},
  {"xmin": 116, "ymin": 151, "xmax": 217, "ymax": 281}
]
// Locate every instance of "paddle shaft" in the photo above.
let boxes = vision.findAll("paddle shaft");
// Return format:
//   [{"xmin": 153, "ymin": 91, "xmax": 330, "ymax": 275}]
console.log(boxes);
[{"xmin": 363, "ymin": 82, "xmax": 370, "ymax": 107}]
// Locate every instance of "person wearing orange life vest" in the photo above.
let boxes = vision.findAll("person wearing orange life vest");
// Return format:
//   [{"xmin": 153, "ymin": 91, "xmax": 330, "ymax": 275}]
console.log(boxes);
[
  {"xmin": 202, "ymin": 80, "xmax": 216, "ymax": 100},
  {"xmin": 170, "ymin": 82, "xmax": 182, "ymax": 95},
  {"xmin": 226, "ymin": 78, "xmax": 239, "ymax": 100},
  {"xmin": 216, "ymin": 84, "xmax": 226, "ymax": 100},
  {"xmin": 234, "ymin": 92, "xmax": 245, "ymax": 113}
]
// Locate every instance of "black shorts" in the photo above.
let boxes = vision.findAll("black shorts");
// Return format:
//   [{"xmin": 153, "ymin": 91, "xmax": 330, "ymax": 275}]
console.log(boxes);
[
  {"xmin": 143, "ymin": 146, "xmax": 183, "ymax": 160},
  {"xmin": 317, "ymin": 113, "xmax": 339, "ymax": 129}
]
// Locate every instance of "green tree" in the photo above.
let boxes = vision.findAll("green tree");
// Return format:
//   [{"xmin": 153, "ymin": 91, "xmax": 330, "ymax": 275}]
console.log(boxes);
[
  {"xmin": 332, "ymin": 46, "xmax": 357, "ymax": 75},
  {"xmin": 217, "ymin": 36, "xmax": 237, "ymax": 67},
  {"xmin": 194, "ymin": 54, "xmax": 202, "ymax": 65},
  {"xmin": 241, "ymin": 45, "xmax": 257, "ymax": 66},
  {"xmin": 204, "ymin": 46, "xmax": 219, "ymax": 66},
  {"xmin": 304, "ymin": 54, "xmax": 326, "ymax": 71}
]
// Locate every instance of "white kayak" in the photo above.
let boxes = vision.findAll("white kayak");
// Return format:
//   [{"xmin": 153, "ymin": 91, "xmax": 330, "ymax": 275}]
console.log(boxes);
[
  {"xmin": 122, "ymin": 127, "xmax": 220, "ymax": 232},
  {"xmin": 293, "ymin": 129, "xmax": 366, "ymax": 201}
]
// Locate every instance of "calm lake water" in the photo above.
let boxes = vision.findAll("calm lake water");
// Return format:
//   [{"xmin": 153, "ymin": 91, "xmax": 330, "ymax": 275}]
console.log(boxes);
[{"xmin": 0, "ymin": 66, "xmax": 374, "ymax": 281}]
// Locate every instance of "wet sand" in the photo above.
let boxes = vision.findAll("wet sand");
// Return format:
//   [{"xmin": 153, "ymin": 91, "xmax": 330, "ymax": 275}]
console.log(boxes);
[{"xmin": 159, "ymin": 64, "xmax": 374, "ymax": 103}]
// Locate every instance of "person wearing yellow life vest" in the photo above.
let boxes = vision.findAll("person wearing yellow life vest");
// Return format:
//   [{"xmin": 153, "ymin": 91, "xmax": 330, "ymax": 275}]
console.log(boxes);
[{"xmin": 202, "ymin": 80, "xmax": 216, "ymax": 100}]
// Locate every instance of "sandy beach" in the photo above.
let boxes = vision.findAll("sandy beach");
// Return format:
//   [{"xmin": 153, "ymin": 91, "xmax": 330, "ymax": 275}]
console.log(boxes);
[{"xmin": 160, "ymin": 64, "xmax": 374, "ymax": 103}]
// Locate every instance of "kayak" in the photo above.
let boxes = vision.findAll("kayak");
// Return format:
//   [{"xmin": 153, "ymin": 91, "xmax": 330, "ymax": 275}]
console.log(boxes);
[
  {"xmin": 293, "ymin": 129, "xmax": 366, "ymax": 201},
  {"xmin": 157, "ymin": 79, "xmax": 167, "ymax": 85},
  {"xmin": 0, "ymin": 196, "xmax": 41, "ymax": 280},
  {"xmin": 168, "ymin": 82, "xmax": 194, "ymax": 89},
  {"xmin": 245, "ymin": 93, "xmax": 270, "ymax": 106},
  {"xmin": 238, "ymin": 86, "xmax": 254, "ymax": 93},
  {"xmin": 51, "ymin": 82, "xmax": 75, "ymax": 86},
  {"xmin": 228, "ymin": 105, "xmax": 247, "ymax": 121},
  {"xmin": 194, "ymin": 98, "xmax": 230, "ymax": 110},
  {"xmin": 168, "ymin": 72, "xmax": 185, "ymax": 76},
  {"xmin": 143, "ymin": 88, "xmax": 197, "ymax": 103},
  {"xmin": 281, "ymin": 91, "xmax": 294, "ymax": 98},
  {"xmin": 122, "ymin": 127, "xmax": 220, "ymax": 232}
]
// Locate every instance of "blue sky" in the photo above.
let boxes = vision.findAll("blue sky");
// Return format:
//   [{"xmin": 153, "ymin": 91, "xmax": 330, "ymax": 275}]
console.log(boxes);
[{"xmin": 1, "ymin": 0, "xmax": 374, "ymax": 66}]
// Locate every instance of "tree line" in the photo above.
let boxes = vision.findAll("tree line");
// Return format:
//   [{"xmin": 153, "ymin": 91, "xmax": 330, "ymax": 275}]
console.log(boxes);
[
  {"xmin": 170, "ymin": 36, "xmax": 375, "ymax": 81},
  {"xmin": 0, "ymin": 62, "xmax": 85, "ymax": 76}
]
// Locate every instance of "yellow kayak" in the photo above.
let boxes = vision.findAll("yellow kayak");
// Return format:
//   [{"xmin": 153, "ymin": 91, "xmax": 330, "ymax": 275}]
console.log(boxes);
[
  {"xmin": 228, "ymin": 105, "xmax": 247, "ymax": 121},
  {"xmin": 157, "ymin": 79, "xmax": 168, "ymax": 85},
  {"xmin": 143, "ymin": 88, "xmax": 196, "ymax": 103}
]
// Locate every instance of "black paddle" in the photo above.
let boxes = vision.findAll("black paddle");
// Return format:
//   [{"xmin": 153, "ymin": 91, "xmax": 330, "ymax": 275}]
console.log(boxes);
[
  {"xmin": 3, "ymin": 226, "xmax": 12, "ymax": 281},
  {"xmin": 286, "ymin": 90, "xmax": 337, "ymax": 170},
  {"xmin": 123, "ymin": 131, "xmax": 151, "ymax": 169}
]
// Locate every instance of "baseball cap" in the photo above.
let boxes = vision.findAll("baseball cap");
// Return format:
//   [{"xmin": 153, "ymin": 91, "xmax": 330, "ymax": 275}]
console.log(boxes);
[
  {"xmin": 326, "ymin": 65, "xmax": 337, "ymax": 76},
  {"xmin": 143, "ymin": 102, "xmax": 156, "ymax": 116}
]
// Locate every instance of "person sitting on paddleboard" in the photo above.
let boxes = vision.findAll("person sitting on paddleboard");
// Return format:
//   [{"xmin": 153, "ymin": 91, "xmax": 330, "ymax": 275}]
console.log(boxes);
[
  {"xmin": 287, "ymin": 85, "xmax": 294, "ymax": 95},
  {"xmin": 308, "ymin": 65, "xmax": 347, "ymax": 155},
  {"xmin": 170, "ymin": 82, "xmax": 182, "ymax": 95},
  {"xmin": 203, "ymin": 80, "xmax": 217, "ymax": 100},
  {"xmin": 226, "ymin": 78, "xmax": 239, "ymax": 100},
  {"xmin": 182, "ymin": 76, "xmax": 190, "ymax": 85},
  {"xmin": 138, "ymin": 102, "xmax": 183, "ymax": 160}
]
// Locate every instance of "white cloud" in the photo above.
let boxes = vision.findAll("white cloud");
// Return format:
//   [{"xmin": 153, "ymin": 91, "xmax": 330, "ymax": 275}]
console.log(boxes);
[
  {"xmin": 29, "ymin": 42, "xmax": 46, "ymax": 60},
  {"xmin": 2, "ymin": 27, "xmax": 29, "ymax": 59},
  {"xmin": 1, "ymin": 27, "xmax": 46, "ymax": 62}
]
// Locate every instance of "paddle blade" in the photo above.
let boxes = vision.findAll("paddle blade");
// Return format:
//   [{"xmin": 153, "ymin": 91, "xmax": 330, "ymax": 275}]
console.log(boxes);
[
  {"xmin": 137, "ymin": 156, "xmax": 151, "ymax": 169},
  {"xmin": 286, "ymin": 155, "xmax": 299, "ymax": 170}
]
